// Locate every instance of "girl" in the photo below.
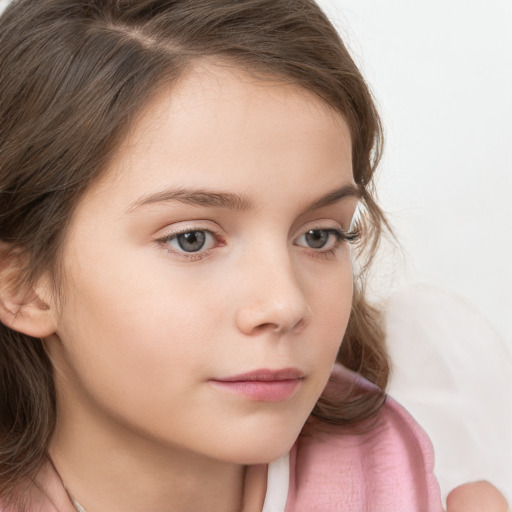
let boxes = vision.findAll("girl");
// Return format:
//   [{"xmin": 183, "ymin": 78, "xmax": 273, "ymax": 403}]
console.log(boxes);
[{"xmin": 0, "ymin": 1, "xmax": 507, "ymax": 511}]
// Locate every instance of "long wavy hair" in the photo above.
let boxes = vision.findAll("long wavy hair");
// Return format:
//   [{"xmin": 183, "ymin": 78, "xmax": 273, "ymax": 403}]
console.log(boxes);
[{"xmin": 0, "ymin": 0, "xmax": 389, "ymax": 498}]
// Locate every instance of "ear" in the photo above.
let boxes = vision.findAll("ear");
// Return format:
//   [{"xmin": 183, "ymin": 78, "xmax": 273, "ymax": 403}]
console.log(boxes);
[{"xmin": 0, "ymin": 244, "xmax": 58, "ymax": 338}]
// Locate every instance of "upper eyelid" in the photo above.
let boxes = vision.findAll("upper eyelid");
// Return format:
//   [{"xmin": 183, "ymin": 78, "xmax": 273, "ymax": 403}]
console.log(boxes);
[
  {"xmin": 292, "ymin": 218, "xmax": 345, "ymax": 237},
  {"xmin": 162, "ymin": 226, "xmax": 216, "ymax": 237},
  {"xmin": 155, "ymin": 221, "xmax": 349, "ymax": 239},
  {"xmin": 155, "ymin": 221, "xmax": 222, "ymax": 238}
]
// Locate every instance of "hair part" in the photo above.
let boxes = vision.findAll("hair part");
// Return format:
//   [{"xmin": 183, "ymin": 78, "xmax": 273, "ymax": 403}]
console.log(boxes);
[{"xmin": 0, "ymin": 0, "xmax": 389, "ymax": 498}]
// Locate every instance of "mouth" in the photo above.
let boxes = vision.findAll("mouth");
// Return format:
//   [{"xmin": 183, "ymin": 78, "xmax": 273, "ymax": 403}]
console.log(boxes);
[{"xmin": 209, "ymin": 368, "xmax": 304, "ymax": 402}]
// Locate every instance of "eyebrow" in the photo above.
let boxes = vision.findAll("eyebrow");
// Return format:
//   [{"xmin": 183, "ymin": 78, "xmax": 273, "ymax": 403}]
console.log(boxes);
[
  {"xmin": 126, "ymin": 183, "xmax": 361, "ymax": 214},
  {"xmin": 127, "ymin": 188, "xmax": 254, "ymax": 212},
  {"xmin": 305, "ymin": 183, "xmax": 361, "ymax": 210}
]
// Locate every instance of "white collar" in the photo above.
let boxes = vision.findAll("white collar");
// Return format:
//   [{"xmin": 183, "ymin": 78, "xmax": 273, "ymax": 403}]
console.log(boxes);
[{"xmin": 261, "ymin": 452, "xmax": 290, "ymax": 512}]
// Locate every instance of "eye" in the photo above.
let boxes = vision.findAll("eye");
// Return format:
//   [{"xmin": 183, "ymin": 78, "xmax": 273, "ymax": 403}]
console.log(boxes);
[
  {"xmin": 296, "ymin": 229, "xmax": 342, "ymax": 250},
  {"xmin": 164, "ymin": 230, "xmax": 216, "ymax": 253}
]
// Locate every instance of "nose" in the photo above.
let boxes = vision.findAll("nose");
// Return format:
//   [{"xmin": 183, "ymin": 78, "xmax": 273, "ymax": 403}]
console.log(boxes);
[{"xmin": 234, "ymin": 251, "xmax": 311, "ymax": 336}]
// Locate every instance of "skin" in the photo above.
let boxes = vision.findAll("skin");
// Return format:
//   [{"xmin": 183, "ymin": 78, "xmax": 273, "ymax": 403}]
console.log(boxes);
[
  {"xmin": 39, "ymin": 64, "xmax": 359, "ymax": 512},
  {"xmin": 446, "ymin": 481, "xmax": 509, "ymax": 512}
]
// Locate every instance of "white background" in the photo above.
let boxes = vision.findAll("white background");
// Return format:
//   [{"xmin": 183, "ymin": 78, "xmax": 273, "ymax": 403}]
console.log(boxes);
[
  {"xmin": 315, "ymin": 1, "xmax": 512, "ymax": 500},
  {"xmin": 317, "ymin": 0, "xmax": 512, "ymax": 351},
  {"xmin": 2, "ymin": 0, "xmax": 510, "ymax": 348}
]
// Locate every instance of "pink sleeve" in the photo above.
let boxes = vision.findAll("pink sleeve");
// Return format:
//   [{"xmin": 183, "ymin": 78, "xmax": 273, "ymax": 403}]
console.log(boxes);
[{"xmin": 285, "ymin": 367, "xmax": 443, "ymax": 512}]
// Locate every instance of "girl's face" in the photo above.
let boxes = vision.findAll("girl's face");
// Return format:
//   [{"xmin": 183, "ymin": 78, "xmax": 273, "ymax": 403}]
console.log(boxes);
[{"xmin": 47, "ymin": 64, "xmax": 358, "ymax": 465}]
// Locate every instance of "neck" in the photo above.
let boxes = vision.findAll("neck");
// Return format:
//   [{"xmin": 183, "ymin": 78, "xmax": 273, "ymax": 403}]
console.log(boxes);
[{"xmin": 48, "ymin": 403, "xmax": 252, "ymax": 512}]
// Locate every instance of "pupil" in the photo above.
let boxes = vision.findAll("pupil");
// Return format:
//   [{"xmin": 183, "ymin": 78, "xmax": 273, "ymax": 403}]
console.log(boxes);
[
  {"xmin": 305, "ymin": 230, "xmax": 328, "ymax": 249},
  {"xmin": 177, "ymin": 231, "xmax": 206, "ymax": 252}
]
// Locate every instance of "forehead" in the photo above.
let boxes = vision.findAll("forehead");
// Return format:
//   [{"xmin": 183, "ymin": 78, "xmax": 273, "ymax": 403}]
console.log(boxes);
[{"xmin": 86, "ymin": 63, "xmax": 353, "ymax": 206}]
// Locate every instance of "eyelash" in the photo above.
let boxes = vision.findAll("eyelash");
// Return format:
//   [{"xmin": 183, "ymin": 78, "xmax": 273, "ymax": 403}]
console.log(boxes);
[
  {"xmin": 155, "ymin": 225, "xmax": 360, "ymax": 261},
  {"xmin": 297, "ymin": 228, "xmax": 360, "ymax": 260}
]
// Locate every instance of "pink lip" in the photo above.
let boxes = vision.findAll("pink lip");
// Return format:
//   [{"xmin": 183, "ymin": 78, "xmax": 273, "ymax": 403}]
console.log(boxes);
[{"xmin": 210, "ymin": 368, "xmax": 304, "ymax": 402}]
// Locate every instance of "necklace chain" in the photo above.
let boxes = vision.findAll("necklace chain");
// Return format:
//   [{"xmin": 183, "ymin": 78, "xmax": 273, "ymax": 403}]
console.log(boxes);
[
  {"xmin": 69, "ymin": 494, "xmax": 87, "ymax": 512},
  {"xmin": 47, "ymin": 455, "xmax": 87, "ymax": 512}
]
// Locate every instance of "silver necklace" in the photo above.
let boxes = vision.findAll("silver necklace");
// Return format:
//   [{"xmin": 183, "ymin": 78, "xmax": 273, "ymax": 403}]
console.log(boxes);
[
  {"xmin": 69, "ymin": 495, "xmax": 87, "ymax": 512},
  {"xmin": 47, "ymin": 455, "xmax": 87, "ymax": 512}
]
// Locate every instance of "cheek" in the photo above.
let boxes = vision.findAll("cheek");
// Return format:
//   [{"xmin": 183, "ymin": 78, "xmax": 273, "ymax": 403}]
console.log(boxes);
[
  {"xmin": 302, "ymin": 257, "xmax": 354, "ymax": 387},
  {"xmin": 54, "ymin": 285, "xmax": 219, "ymax": 450},
  {"xmin": 55, "ymin": 257, "xmax": 215, "ymax": 411},
  {"xmin": 310, "ymin": 253, "xmax": 353, "ymax": 335}
]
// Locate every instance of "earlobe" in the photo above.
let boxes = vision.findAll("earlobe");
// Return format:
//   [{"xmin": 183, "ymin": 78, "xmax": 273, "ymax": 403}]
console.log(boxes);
[{"xmin": 0, "ymin": 248, "xmax": 57, "ymax": 338}]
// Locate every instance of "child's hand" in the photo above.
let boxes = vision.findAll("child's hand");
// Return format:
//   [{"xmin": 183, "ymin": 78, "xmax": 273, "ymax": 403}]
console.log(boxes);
[{"xmin": 446, "ymin": 481, "xmax": 509, "ymax": 512}]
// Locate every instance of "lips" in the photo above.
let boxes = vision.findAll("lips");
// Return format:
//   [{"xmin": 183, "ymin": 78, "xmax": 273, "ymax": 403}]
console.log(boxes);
[
  {"xmin": 210, "ymin": 368, "xmax": 304, "ymax": 402},
  {"xmin": 214, "ymin": 368, "xmax": 304, "ymax": 382}
]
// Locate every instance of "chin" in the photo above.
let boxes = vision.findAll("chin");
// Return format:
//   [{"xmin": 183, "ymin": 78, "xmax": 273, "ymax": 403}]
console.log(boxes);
[{"xmin": 219, "ymin": 423, "xmax": 305, "ymax": 465}]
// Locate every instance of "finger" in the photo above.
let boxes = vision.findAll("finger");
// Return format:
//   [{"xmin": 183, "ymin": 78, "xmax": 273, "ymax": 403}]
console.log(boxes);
[{"xmin": 446, "ymin": 481, "xmax": 509, "ymax": 512}]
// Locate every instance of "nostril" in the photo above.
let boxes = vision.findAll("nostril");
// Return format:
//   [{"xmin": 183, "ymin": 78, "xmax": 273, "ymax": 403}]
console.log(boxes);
[
  {"xmin": 251, "ymin": 317, "xmax": 307, "ymax": 335},
  {"xmin": 252, "ymin": 322, "xmax": 278, "ymax": 334},
  {"xmin": 294, "ymin": 318, "xmax": 307, "ymax": 331}
]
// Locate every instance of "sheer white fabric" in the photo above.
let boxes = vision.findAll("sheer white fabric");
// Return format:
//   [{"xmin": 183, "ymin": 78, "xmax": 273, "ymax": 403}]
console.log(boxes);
[{"xmin": 385, "ymin": 284, "xmax": 512, "ymax": 505}]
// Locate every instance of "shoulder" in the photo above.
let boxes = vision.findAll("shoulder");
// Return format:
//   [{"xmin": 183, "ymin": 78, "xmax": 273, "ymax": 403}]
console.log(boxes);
[{"xmin": 285, "ymin": 365, "xmax": 444, "ymax": 512}]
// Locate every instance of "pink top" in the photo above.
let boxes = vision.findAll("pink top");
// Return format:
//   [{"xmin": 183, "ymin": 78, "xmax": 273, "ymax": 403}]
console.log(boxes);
[
  {"xmin": 286, "ymin": 400, "xmax": 442, "ymax": 511},
  {"xmin": 284, "ymin": 364, "xmax": 443, "ymax": 511},
  {"xmin": 1, "ymin": 365, "xmax": 442, "ymax": 511}
]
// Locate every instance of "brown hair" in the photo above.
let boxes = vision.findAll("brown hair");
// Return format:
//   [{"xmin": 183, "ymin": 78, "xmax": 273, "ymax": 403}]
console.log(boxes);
[{"xmin": 0, "ymin": 0, "xmax": 389, "ymax": 497}]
